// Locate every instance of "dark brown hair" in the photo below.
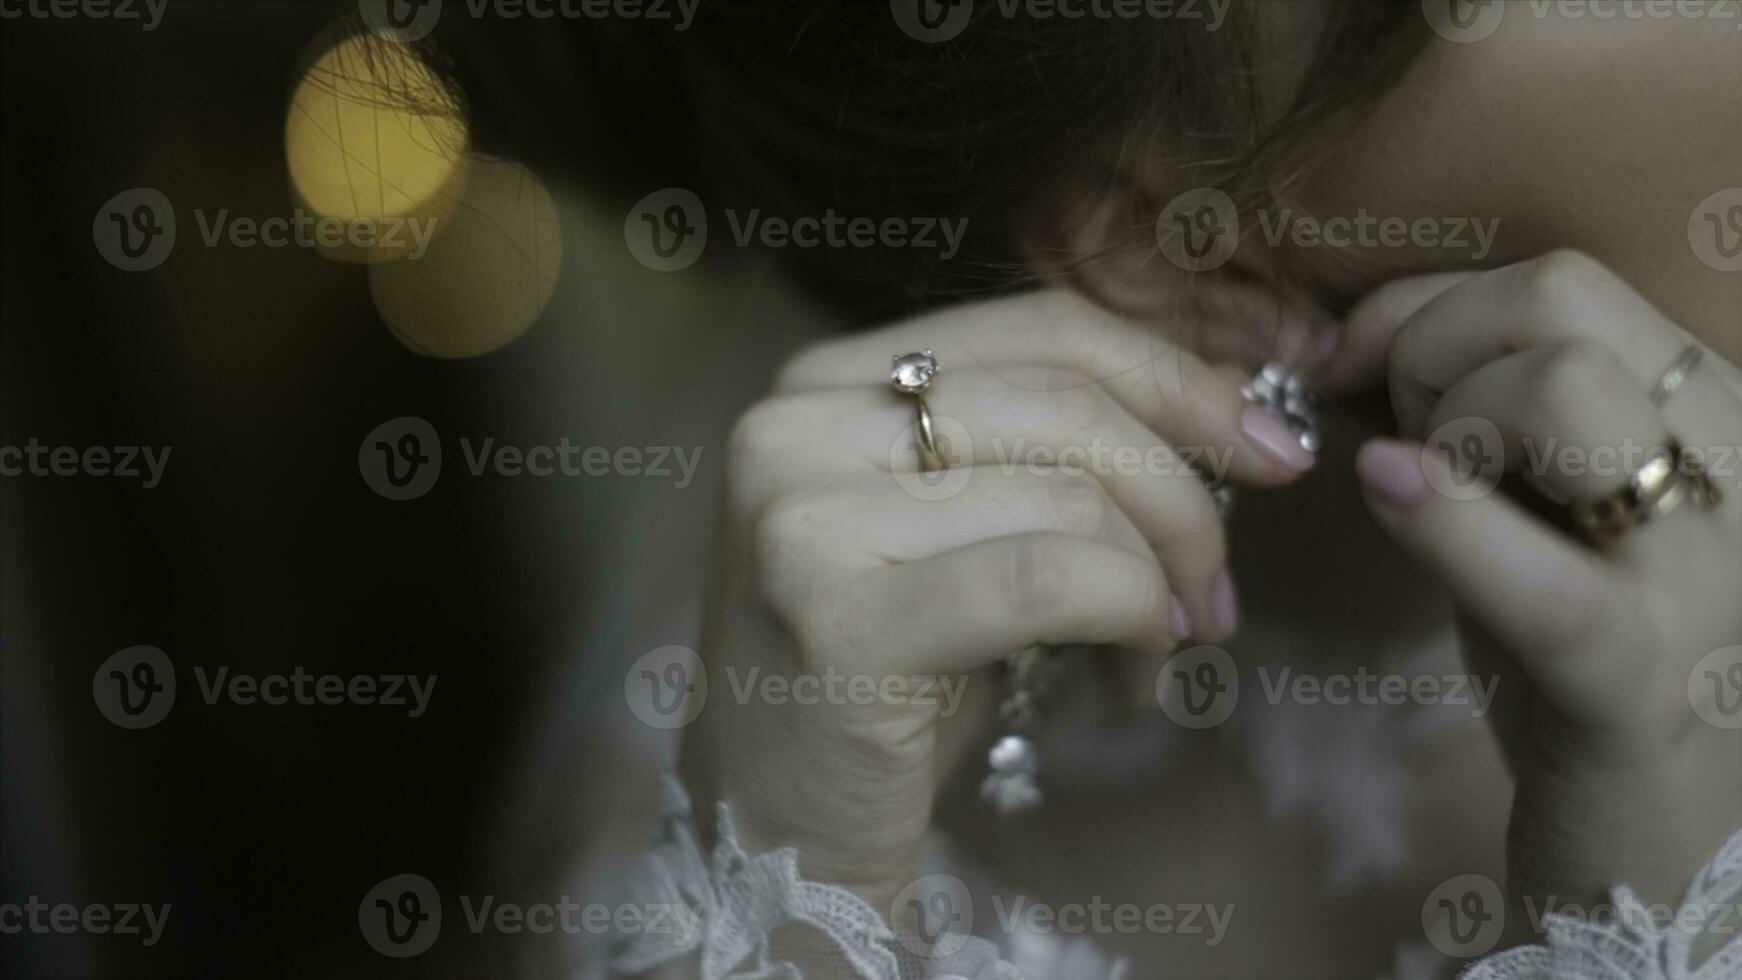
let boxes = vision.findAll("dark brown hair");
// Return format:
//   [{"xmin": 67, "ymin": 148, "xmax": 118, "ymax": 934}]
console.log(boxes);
[{"xmin": 414, "ymin": 1, "xmax": 1432, "ymax": 322}]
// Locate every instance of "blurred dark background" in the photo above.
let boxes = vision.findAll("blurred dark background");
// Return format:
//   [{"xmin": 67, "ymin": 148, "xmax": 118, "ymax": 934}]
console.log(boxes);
[{"xmin": 0, "ymin": 3, "xmax": 793, "ymax": 977}]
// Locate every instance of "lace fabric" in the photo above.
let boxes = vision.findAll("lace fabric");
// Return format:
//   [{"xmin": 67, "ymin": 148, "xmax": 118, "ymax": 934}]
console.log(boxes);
[
  {"xmin": 1459, "ymin": 829, "xmax": 1742, "ymax": 980},
  {"xmin": 612, "ymin": 778, "xmax": 1021, "ymax": 980},
  {"xmin": 610, "ymin": 775, "xmax": 1742, "ymax": 980}
]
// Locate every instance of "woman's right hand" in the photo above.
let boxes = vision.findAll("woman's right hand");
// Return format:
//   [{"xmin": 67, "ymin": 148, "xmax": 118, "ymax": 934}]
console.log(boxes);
[{"xmin": 683, "ymin": 288, "xmax": 1319, "ymax": 914}]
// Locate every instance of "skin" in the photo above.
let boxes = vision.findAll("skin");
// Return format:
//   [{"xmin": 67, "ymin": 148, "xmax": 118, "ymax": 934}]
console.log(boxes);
[{"xmin": 682, "ymin": 8, "xmax": 1741, "ymax": 976}]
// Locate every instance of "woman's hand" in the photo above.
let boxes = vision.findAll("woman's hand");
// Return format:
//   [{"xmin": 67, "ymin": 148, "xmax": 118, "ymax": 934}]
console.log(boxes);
[
  {"xmin": 683, "ymin": 288, "xmax": 1319, "ymax": 916},
  {"xmin": 1331, "ymin": 251, "xmax": 1742, "ymax": 919}
]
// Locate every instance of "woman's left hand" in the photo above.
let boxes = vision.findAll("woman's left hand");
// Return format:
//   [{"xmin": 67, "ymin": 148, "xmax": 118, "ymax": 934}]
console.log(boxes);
[{"xmin": 1327, "ymin": 250, "xmax": 1742, "ymax": 920}]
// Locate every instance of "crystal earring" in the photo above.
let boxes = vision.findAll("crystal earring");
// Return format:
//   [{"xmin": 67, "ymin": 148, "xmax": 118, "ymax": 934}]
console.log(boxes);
[
  {"xmin": 1215, "ymin": 362, "xmax": 1320, "ymax": 520},
  {"xmin": 980, "ymin": 644, "xmax": 1067, "ymax": 817}
]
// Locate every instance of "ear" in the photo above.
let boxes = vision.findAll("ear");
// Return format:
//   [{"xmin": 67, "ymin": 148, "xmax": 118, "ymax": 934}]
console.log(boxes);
[{"xmin": 1022, "ymin": 172, "xmax": 1339, "ymax": 373}]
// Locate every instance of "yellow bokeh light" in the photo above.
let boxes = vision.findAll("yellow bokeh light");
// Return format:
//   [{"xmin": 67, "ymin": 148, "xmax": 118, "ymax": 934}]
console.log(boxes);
[
  {"xmin": 285, "ymin": 25, "xmax": 562, "ymax": 357},
  {"xmin": 285, "ymin": 30, "xmax": 469, "ymax": 264},
  {"xmin": 367, "ymin": 157, "xmax": 562, "ymax": 359}
]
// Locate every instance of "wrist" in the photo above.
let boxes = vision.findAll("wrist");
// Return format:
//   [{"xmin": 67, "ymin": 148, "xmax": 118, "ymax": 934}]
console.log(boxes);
[
  {"xmin": 1510, "ymin": 737, "xmax": 1742, "ymax": 915},
  {"xmin": 679, "ymin": 744, "xmax": 925, "ymax": 908}
]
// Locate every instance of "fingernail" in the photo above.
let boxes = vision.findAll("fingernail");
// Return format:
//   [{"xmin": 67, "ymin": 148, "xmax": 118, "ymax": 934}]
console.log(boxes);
[
  {"xmin": 1241, "ymin": 406, "xmax": 1317, "ymax": 472},
  {"xmin": 1212, "ymin": 570, "xmax": 1239, "ymax": 635},
  {"xmin": 1357, "ymin": 440, "xmax": 1428, "ymax": 509},
  {"xmin": 1170, "ymin": 593, "xmax": 1192, "ymax": 643}
]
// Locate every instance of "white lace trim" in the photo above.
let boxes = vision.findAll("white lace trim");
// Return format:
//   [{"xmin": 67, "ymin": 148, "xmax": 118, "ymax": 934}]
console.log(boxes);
[
  {"xmin": 612, "ymin": 775, "xmax": 1741, "ymax": 980},
  {"xmin": 1460, "ymin": 829, "xmax": 1742, "ymax": 980},
  {"xmin": 611, "ymin": 778, "xmax": 1023, "ymax": 980}
]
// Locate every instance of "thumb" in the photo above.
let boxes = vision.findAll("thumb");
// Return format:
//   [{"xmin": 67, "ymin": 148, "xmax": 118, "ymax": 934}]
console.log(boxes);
[{"xmin": 1313, "ymin": 272, "xmax": 1478, "ymax": 396}]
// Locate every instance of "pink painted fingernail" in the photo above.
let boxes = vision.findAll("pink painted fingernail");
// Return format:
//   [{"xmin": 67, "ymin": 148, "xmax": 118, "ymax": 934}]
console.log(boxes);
[
  {"xmin": 1170, "ymin": 593, "xmax": 1192, "ymax": 643},
  {"xmin": 1212, "ymin": 571, "xmax": 1239, "ymax": 635},
  {"xmin": 1241, "ymin": 406, "xmax": 1317, "ymax": 472},
  {"xmin": 1356, "ymin": 440, "xmax": 1428, "ymax": 509}
]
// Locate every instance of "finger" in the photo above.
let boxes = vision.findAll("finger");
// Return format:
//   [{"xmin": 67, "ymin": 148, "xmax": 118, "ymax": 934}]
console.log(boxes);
[
  {"xmin": 793, "ymin": 470, "xmax": 1203, "ymax": 643},
  {"xmin": 1422, "ymin": 342, "xmax": 1668, "ymax": 504},
  {"xmin": 1354, "ymin": 439, "xmax": 1629, "ymax": 720},
  {"xmin": 775, "ymin": 289, "xmax": 1317, "ymax": 485},
  {"xmin": 913, "ymin": 367, "xmax": 1234, "ymax": 635},
  {"xmin": 1312, "ymin": 271, "xmax": 1477, "ymax": 395},
  {"xmin": 724, "ymin": 394, "xmax": 885, "ymax": 509},
  {"xmin": 1383, "ymin": 252, "xmax": 1739, "ymax": 437},
  {"xmin": 854, "ymin": 532, "xmax": 1177, "ymax": 675},
  {"xmin": 762, "ymin": 370, "xmax": 1235, "ymax": 636},
  {"xmin": 790, "ymin": 470, "xmax": 1153, "ymax": 563}
]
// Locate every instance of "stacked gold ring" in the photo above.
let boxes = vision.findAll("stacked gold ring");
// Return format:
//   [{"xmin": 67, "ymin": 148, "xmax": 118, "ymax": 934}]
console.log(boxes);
[
  {"xmin": 1570, "ymin": 346, "xmax": 1723, "ymax": 544},
  {"xmin": 1570, "ymin": 440, "xmax": 1722, "ymax": 544}
]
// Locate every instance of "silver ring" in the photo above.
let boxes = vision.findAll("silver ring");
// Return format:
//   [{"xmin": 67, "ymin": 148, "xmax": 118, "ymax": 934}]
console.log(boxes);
[{"xmin": 1650, "ymin": 344, "xmax": 1704, "ymax": 407}]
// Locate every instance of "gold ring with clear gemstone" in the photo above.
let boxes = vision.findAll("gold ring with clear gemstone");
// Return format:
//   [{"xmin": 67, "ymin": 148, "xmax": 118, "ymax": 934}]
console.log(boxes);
[{"xmin": 892, "ymin": 350, "xmax": 945, "ymax": 472}]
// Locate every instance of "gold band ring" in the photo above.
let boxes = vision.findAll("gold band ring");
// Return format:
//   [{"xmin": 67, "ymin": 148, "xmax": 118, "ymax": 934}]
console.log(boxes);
[{"xmin": 1570, "ymin": 439, "xmax": 1723, "ymax": 544}]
